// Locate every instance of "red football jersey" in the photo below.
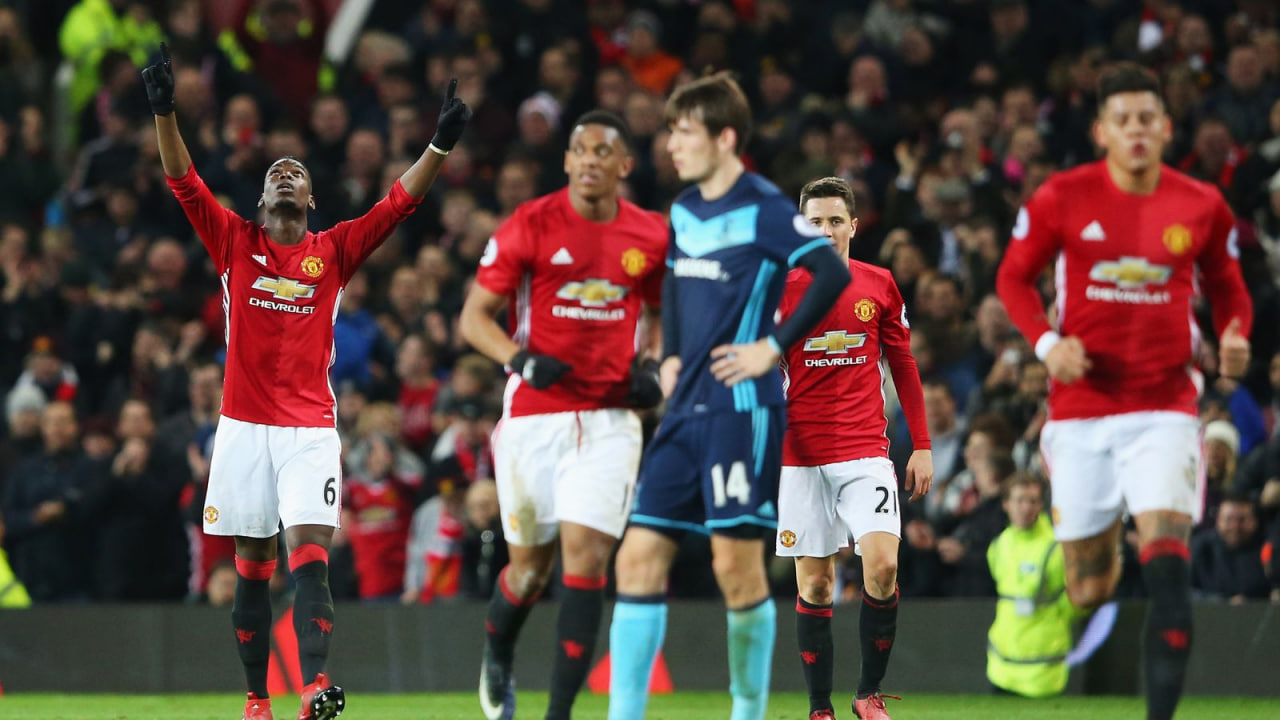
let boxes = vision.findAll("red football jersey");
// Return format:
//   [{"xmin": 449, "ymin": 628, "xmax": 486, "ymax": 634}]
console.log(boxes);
[
  {"xmin": 475, "ymin": 189, "xmax": 668, "ymax": 417},
  {"xmin": 997, "ymin": 161, "xmax": 1253, "ymax": 420},
  {"xmin": 779, "ymin": 260, "xmax": 930, "ymax": 466},
  {"xmin": 168, "ymin": 167, "xmax": 420, "ymax": 427}
]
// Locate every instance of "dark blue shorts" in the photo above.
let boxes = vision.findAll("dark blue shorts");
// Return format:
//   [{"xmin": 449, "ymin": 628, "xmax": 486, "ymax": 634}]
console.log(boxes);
[{"xmin": 629, "ymin": 406, "xmax": 784, "ymax": 536}]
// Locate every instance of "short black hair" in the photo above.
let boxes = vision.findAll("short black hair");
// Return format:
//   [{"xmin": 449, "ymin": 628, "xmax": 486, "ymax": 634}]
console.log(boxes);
[
  {"xmin": 266, "ymin": 156, "xmax": 310, "ymax": 178},
  {"xmin": 799, "ymin": 176, "xmax": 856, "ymax": 216},
  {"xmin": 1097, "ymin": 61, "xmax": 1162, "ymax": 108},
  {"xmin": 570, "ymin": 109, "xmax": 633, "ymax": 153}
]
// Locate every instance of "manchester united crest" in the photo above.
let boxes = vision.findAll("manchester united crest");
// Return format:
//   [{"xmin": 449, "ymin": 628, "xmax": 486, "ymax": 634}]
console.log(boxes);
[
  {"xmin": 621, "ymin": 248, "xmax": 647, "ymax": 277},
  {"xmin": 779, "ymin": 530, "xmax": 797, "ymax": 548},
  {"xmin": 1162, "ymin": 224, "xmax": 1192, "ymax": 255},
  {"xmin": 300, "ymin": 255, "xmax": 325, "ymax": 278},
  {"xmin": 204, "ymin": 505, "xmax": 219, "ymax": 524},
  {"xmin": 854, "ymin": 298, "xmax": 877, "ymax": 323}
]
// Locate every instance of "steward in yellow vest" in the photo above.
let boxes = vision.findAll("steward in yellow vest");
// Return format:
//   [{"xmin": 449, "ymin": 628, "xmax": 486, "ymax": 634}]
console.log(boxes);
[{"xmin": 986, "ymin": 473, "xmax": 1076, "ymax": 697}]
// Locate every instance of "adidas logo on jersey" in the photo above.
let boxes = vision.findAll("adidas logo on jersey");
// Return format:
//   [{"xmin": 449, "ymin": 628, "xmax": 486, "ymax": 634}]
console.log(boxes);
[
  {"xmin": 551, "ymin": 247, "xmax": 574, "ymax": 265},
  {"xmin": 1080, "ymin": 221, "xmax": 1106, "ymax": 241},
  {"xmin": 252, "ymin": 254, "xmax": 268, "ymax": 266}
]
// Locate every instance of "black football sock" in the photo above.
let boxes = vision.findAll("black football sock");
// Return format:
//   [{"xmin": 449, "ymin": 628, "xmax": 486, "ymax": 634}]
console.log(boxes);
[
  {"xmin": 232, "ymin": 556, "xmax": 276, "ymax": 698},
  {"xmin": 289, "ymin": 544, "xmax": 335, "ymax": 682},
  {"xmin": 486, "ymin": 566, "xmax": 538, "ymax": 667},
  {"xmin": 796, "ymin": 595, "xmax": 835, "ymax": 713},
  {"xmin": 857, "ymin": 585, "xmax": 899, "ymax": 697},
  {"xmin": 545, "ymin": 575, "xmax": 607, "ymax": 720},
  {"xmin": 1140, "ymin": 540, "xmax": 1192, "ymax": 720}
]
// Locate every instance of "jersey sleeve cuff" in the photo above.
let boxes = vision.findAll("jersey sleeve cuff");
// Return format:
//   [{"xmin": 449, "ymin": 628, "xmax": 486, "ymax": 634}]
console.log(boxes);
[
  {"xmin": 765, "ymin": 335, "xmax": 783, "ymax": 356},
  {"xmin": 1034, "ymin": 331, "xmax": 1062, "ymax": 361}
]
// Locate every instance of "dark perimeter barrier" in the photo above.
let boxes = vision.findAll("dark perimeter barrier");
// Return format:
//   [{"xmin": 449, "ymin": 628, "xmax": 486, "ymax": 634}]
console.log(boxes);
[{"xmin": 0, "ymin": 600, "xmax": 1276, "ymax": 694}]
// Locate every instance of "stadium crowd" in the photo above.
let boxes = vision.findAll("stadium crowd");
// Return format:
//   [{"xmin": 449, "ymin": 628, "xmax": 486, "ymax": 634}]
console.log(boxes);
[{"xmin": 0, "ymin": 0, "xmax": 1278, "ymax": 608}]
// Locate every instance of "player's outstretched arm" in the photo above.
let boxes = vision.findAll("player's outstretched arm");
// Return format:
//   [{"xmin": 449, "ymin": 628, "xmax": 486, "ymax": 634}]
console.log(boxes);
[
  {"xmin": 141, "ymin": 43, "xmax": 192, "ymax": 179},
  {"xmin": 399, "ymin": 78, "xmax": 473, "ymax": 198}
]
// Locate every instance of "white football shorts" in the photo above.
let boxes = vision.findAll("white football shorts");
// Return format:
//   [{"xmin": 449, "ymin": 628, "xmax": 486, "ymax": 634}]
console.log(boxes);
[
  {"xmin": 776, "ymin": 456, "xmax": 901, "ymax": 558},
  {"xmin": 203, "ymin": 415, "xmax": 343, "ymax": 538},
  {"xmin": 1040, "ymin": 411, "xmax": 1202, "ymax": 542},
  {"xmin": 493, "ymin": 408, "xmax": 642, "ymax": 546}
]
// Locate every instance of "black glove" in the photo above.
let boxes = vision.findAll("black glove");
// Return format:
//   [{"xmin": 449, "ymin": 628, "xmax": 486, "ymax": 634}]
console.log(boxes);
[
  {"xmin": 140, "ymin": 42, "xmax": 175, "ymax": 116},
  {"xmin": 626, "ymin": 358, "xmax": 663, "ymax": 409},
  {"xmin": 430, "ymin": 77, "xmax": 472, "ymax": 152},
  {"xmin": 510, "ymin": 350, "xmax": 571, "ymax": 390}
]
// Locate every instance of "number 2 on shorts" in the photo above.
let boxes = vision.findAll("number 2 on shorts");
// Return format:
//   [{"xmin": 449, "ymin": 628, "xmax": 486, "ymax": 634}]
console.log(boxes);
[{"xmin": 711, "ymin": 462, "xmax": 751, "ymax": 507}]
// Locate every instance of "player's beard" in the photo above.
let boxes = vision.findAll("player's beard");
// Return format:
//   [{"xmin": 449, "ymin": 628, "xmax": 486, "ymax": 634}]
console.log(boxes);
[{"xmin": 269, "ymin": 196, "xmax": 307, "ymax": 218}]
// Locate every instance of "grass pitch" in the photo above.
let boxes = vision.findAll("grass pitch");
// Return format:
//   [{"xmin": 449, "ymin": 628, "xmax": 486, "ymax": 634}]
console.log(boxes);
[{"xmin": 0, "ymin": 691, "xmax": 1274, "ymax": 719}]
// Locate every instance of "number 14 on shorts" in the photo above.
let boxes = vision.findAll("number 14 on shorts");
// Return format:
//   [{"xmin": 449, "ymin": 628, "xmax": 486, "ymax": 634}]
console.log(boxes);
[{"xmin": 711, "ymin": 462, "xmax": 751, "ymax": 507}]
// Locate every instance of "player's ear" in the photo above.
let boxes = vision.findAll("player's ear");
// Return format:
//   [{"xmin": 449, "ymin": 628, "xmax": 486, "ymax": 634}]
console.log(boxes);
[
  {"xmin": 308, "ymin": 194, "xmax": 316, "ymax": 210},
  {"xmin": 1090, "ymin": 119, "xmax": 1104, "ymax": 153},
  {"xmin": 618, "ymin": 153, "xmax": 635, "ymax": 179},
  {"xmin": 850, "ymin": 217, "xmax": 859, "ymax": 239},
  {"xmin": 257, "ymin": 195, "xmax": 265, "ymax": 208}
]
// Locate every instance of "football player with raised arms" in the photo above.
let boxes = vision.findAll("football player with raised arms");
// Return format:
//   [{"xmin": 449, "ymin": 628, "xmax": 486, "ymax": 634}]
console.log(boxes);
[
  {"xmin": 459, "ymin": 109, "xmax": 668, "ymax": 720},
  {"xmin": 777, "ymin": 177, "xmax": 932, "ymax": 720},
  {"xmin": 997, "ymin": 62, "xmax": 1252, "ymax": 720},
  {"xmin": 607, "ymin": 74, "xmax": 851, "ymax": 720},
  {"xmin": 141, "ymin": 44, "xmax": 470, "ymax": 720}
]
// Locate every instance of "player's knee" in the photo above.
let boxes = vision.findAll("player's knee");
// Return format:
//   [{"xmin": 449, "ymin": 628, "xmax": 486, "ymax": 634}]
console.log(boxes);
[
  {"xmin": 1067, "ymin": 578, "xmax": 1113, "ymax": 611},
  {"xmin": 863, "ymin": 554, "xmax": 898, "ymax": 596},
  {"xmin": 614, "ymin": 540, "xmax": 667, "ymax": 593},
  {"xmin": 505, "ymin": 561, "xmax": 551, "ymax": 598},
  {"xmin": 798, "ymin": 572, "xmax": 834, "ymax": 606}
]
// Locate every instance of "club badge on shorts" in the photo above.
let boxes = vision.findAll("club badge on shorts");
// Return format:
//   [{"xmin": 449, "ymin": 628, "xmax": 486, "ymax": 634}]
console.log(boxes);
[
  {"xmin": 779, "ymin": 529, "xmax": 797, "ymax": 548},
  {"xmin": 204, "ymin": 505, "xmax": 219, "ymax": 524}
]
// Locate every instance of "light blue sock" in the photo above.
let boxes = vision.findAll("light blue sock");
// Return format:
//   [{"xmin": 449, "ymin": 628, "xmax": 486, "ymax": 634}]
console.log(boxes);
[
  {"xmin": 608, "ymin": 598, "xmax": 667, "ymax": 720},
  {"xmin": 727, "ymin": 598, "xmax": 776, "ymax": 720}
]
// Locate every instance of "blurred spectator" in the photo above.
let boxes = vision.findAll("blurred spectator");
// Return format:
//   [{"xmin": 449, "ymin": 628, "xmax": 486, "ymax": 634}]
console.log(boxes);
[
  {"xmin": 402, "ymin": 457, "xmax": 469, "ymax": 604},
  {"xmin": 2, "ymin": 402, "xmax": 102, "ymax": 602},
  {"xmin": 2, "ymin": 384, "xmax": 47, "ymax": 486},
  {"xmin": 0, "ymin": 111, "xmax": 61, "ymax": 227},
  {"xmin": 343, "ymin": 432, "xmax": 423, "ymax": 601},
  {"xmin": 620, "ymin": 10, "xmax": 682, "ymax": 95},
  {"xmin": 395, "ymin": 333, "xmax": 441, "ymax": 456},
  {"xmin": 1191, "ymin": 493, "xmax": 1271, "ymax": 602},
  {"xmin": 96, "ymin": 399, "xmax": 188, "ymax": 601},
  {"xmin": 1201, "ymin": 419, "xmax": 1242, "ymax": 528},
  {"xmin": 936, "ymin": 453, "xmax": 1014, "ymax": 597},
  {"xmin": 430, "ymin": 394, "xmax": 496, "ymax": 483},
  {"xmin": 204, "ymin": 559, "xmax": 238, "ymax": 607},
  {"xmin": 457, "ymin": 477, "xmax": 506, "ymax": 600},
  {"xmin": 58, "ymin": 0, "xmax": 163, "ymax": 119},
  {"xmin": 332, "ymin": 270, "xmax": 396, "ymax": 397},
  {"xmin": 1201, "ymin": 43, "xmax": 1279, "ymax": 148},
  {"xmin": 0, "ymin": 9, "xmax": 42, "ymax": 118},
  {"xmin": 223, "ymin": 0, "xmax": 335, "ymax": 126}
]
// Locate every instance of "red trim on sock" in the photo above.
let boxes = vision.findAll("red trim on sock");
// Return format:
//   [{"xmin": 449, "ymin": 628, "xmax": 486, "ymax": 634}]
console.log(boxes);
[
  {"xmin": 287, "ymin": 544, "xmax": 329, "ymax": 572},
  {"xmin": 235, "ymin": 555, "xmax": 277, "ymax": 581},
  {"xmin": 863, "ymin": 585, "xmax": 900, "ymax": 609},
  {"xmin": 563, "ymin": 574, "xmax": 607, "ymax": 590},
  {"xmin": 1139, "ymin": 538, "xmax": 1190, "ymax": 564},
  {"xmin": 796, "ymin": 596, "xmax": 833, "ymax": 617},
  {"xmin": 498, "ymin": 567, "xmax": 537, "ymax": 607}
]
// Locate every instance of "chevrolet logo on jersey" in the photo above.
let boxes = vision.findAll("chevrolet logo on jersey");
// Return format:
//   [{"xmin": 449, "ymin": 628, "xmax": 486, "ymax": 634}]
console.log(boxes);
[
  {"xmin": 804, "ymin": 331, "xmax": 868, "ymax": 354},
  {"xmin": 252, "ymin": 276, "xmax": 316, "ymax": 301},
  {"xmin": 1088, "ymin": 257, "xmax": 1171, "ymax": 289},
  {"xmin": 556, "ymin": 279, "xmax": 627, "ymax": 307}
]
